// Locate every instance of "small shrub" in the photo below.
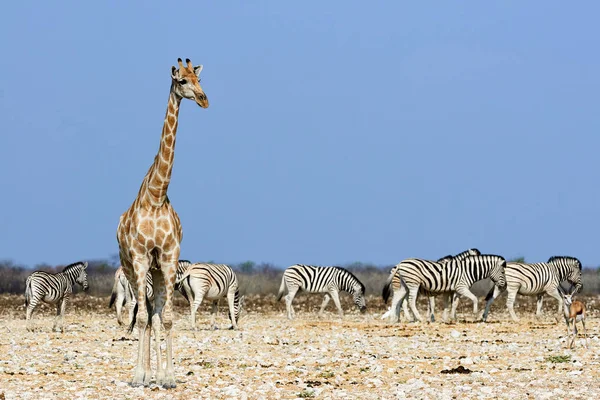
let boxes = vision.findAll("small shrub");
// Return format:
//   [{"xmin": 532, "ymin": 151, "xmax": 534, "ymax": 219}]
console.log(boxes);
[
  {"xmin": 546, "ymin": 355, "xmax": 571, "ymax": 363},
  {"xmin": 297, "ymin": 390, "xmax": 315, "ymax": 398}
]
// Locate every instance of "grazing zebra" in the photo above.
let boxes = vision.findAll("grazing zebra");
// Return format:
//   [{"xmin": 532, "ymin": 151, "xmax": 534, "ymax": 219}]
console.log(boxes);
[
  {"xmin": 388, "ymin": 254, "xmax": 506, "ymax": 322},
  {"xmin": 482, "ymin": 256, "xmax": 582, "ymax": 322},
  {"xmin": 109, "ymin": 260, "xmax": 192, "ymax": 326},
  {"xmin": 382, "ymin": 249, "xmax": 481, "ymax": 323},
  {"xmin": 175, "ymin": 263, "xmax": 243, "ymax": 330},
  {"xmin": 25, "ymin": 261, "xmax": 89, "ymax": 332},
  {"xmin": 276, "ymin": 264, "xmax": 367, "ymax": 319}
]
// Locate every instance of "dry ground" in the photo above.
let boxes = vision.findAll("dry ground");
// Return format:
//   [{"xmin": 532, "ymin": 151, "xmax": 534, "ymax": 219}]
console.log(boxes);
[{"xmin": 1, "ymin": 293, "xmax": 600, "ymax": 399}]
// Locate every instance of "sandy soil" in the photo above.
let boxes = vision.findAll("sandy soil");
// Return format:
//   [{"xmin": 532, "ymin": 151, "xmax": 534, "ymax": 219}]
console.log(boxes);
[{"xmin": 1, "ymin": 293, "xmax": 599, "ymax": 399}]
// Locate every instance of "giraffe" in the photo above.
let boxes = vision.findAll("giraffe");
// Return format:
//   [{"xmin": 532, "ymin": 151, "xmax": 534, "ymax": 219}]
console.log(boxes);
[{"xmin": 116, "ymin": 58, "xmax": 208, "ymax": 388}]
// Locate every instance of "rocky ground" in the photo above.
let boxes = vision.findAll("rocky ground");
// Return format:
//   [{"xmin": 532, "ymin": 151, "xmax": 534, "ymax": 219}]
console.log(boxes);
[{"xmin": 1, "ymin": 293, "xmax": 600, "ymax": 399}]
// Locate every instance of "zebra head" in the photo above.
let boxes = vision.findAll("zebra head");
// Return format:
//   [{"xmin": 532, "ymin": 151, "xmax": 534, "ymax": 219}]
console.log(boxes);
[
  {"xmin": 352, "ymin": 283, "xmax": 367, "ymax": 313},
  {"xmin": 548, "ymin": 256, "xmax": 583, "ymax": 294},
  {"xmin": 76, "ymin": 262, "xmax": 89, "ymax": 291},
  {"xmin": 489, "ymin": 256, "xmax": 507, "ymax": 288}
]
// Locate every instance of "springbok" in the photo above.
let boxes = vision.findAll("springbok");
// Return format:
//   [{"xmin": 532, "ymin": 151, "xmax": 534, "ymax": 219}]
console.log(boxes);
[{"xmin": 559, "ymin": 286, "xmax": 588, "ymax": 349}]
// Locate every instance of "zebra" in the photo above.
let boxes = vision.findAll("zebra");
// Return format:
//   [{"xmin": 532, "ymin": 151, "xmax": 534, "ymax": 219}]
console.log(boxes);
[
  {"xmin": 25, "ymin": 261, "xmax": 89, "ymax": 332},
  {"xmin": 387, "ymin": 254, "xmax": 506, "ymax": 322},
  {"xmin": 109, "ymin": 260, "xmax": 192, "ymax": 326},
  {"xmin": 382, "ymin": 249, "xmax": 481, "ymax": 323},
  {"xmin": 276, "ymin": 264, "xmax": 367, "ymax": 319},
  {"xmin": 175, "ymin": 263, "xmax": 244, "ymax": 330},
  {"xmin": 482, "ymin": 256, "xmax": 582, "ymax": 322}
]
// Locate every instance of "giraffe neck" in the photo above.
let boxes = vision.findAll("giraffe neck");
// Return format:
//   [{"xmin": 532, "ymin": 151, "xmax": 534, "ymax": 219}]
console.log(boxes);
[{"xmin": 140, "ymin": 87, "xmax": 182, "ymax": 207}]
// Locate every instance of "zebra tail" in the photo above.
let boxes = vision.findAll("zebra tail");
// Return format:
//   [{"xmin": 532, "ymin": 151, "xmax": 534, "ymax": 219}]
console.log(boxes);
[
  {"xmin": 25, "ymin": 278, "xmax": 32, "ymax": 307},
  {"xmin": 275, "ymin": 276, "xmax": 286, "ymax": 302},
  {"xmin": 127, "ymin": 296, "xmax": 152, "ymax": 334},
  {"xmin": 108, "ymin": 273, "xmax": 121, "ymax": 308},
  {"xmin": 178, "ymin": 277, "xmax": 190, "ymax": 303},
  {"xmin": 382, "ymin": 271, "xmax": 394, "ymax": 304},
  {"xmin": 484, "ymin": 286, "xmax": 496, "ymax": 302}
]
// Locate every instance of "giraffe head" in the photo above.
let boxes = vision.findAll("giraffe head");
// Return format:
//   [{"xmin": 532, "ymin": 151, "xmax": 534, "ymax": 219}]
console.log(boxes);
[{"xmin": 171, "ymin": 58, "xmax": 209, "ymax": 108}]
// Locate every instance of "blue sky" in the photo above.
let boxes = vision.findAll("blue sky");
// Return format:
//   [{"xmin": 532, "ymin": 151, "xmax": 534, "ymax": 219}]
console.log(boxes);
[{"xmin": 1, "ymin": 2, "xmax": 599, "ymax": 268}]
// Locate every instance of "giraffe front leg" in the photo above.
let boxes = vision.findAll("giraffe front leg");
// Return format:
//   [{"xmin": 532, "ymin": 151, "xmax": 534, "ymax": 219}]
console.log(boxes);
[
  {"xmin": 156, "ymin": 257, "xmax": 177, "ymax": 389},
  {"xmin": 151, "ymin": 269, "xmax": 167, "ymax": 387},
  {"xmin": 130, "ymin": 262, "xmax": 152, "ymax": 387}
]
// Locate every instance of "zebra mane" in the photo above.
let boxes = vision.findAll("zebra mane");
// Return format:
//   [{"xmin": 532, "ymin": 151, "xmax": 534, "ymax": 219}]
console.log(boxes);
[
  {"xmin": 178, "ymin": 259, "xmax": 191, "ymax": 266},
  {"xmin": 547, "ymin": 256, "xmax": 582, "ymax": 270},
  {"xmin": 462, "ymin": 254, "xmax": 505, "ymax": 262},
  {"xmin": 62, "ymin": 261, "xmax": 87, "ymax": 272},
  {"xmin": 333, "ymin": 266, "xmax": 366, "ymax": 294}
]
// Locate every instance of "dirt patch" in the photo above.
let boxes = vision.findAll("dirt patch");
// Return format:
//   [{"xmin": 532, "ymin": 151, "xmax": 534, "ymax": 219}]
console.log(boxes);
[{"xmin": 1, "ymin": 294, "xmax": 599, "ymax": 399}]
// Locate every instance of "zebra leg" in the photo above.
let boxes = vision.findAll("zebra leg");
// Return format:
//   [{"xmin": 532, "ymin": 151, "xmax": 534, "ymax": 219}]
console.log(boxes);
[
  {"xmin": 441, "ymin": 293, "xmax": 453, "ymax": 322},
  {"xmin": 54, "ymin": 297, "xmax": 68, "ymax": 333},
  {"xmin": 328, "ymin": 290, "xmax": 344, "ymax": 318},
  {"xmin": 53, "ymin": 299, "xmax": 63, "ymax": 332},
  {"xmin": 115, "ymin": 285, "xmax": 127, "ymax": 326},
  {"xmin": 545, "ymin": 288, "xmax": 565, "ymax": 324},
  {"xmin": 455, "ymin": 287, "xmax": 479, "ymax": 318},
  {"xmin": 535, "ymin": 294, "xmax": 544, "ymax": 318},
  {"xmin": 505, "ymin": 288, "xmax": 520, "ymax": 322},
  {"xmin": 26, "ymin": 296, "xmax": 40, "ymax": 332},
  {"xmin": 210, "ymin": 300, "xmax": 219, "ymax": 330},
  {"xmin": 450, "ymin": 292, "xmax": 461, "ymax": 321},
  {"xmin": 190, "ymin": 290, "xmax": 206, "ymax": 331},
  {"xmin": 427, "ymin": 296, "xmax": 435, "ymax": 323},
  {"xmin": 388, "ymin": 284, "xmax": 407, "ymax": 323},
  {"xmin": 482, "ymin": 286, "xmax": 501, "ymax": 322},
  {"xmin": 407, "ymin": 285, "xmax": 423, "ymax": 322},
  {"xmin": 285, "ymin": 287, "xmax": 299, "ymax": 320},
  {"xmin": 318, "ymin": 294, "xmax": 331, "ymax": 317}
]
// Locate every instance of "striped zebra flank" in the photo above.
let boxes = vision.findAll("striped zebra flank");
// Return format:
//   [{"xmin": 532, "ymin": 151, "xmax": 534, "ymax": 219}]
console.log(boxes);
[
  {"xmin": 175, "ymin": 263, "xmax": 243, "ymax": 330},
  {"xmin": 382, "ymin": 249, "xmax": 481, "ymax": 323},
  {"xmin": 111, "ymin": 260, "xmax": 191, "ymax": 328},
  {"xmin": 391, "ymin": 254, "xmax": 506, "ymax": 322},
  {"xmin": 277, "ymin": 264, "xmax": 367, "ymax": 319},
  {"xmin": 25, "ymin": 261, "xmax": 89, "ymax": 332},
  {"xmin": 482, "ymin": 255, "xmax": 582, "ymax": 322}
]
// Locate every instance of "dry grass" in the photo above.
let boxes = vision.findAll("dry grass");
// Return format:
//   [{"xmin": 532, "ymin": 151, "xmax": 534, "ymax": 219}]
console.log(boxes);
[{"xmin": 2, "ymin": 293, "xmax": 600, "ymax": 399}]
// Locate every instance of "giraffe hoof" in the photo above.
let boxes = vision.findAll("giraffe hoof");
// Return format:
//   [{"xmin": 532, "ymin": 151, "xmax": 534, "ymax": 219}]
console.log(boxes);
[{"xmin": 157, "ymin": 373, "xmax": 176, "ymax": 389}]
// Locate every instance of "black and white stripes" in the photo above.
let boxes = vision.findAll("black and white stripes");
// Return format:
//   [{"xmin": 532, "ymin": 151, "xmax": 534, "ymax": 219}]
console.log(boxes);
[
  {"xmin": 482, "ymin": 256, "xmax": 582, "ymax": 322},
  {"xmin": 276, "ymin": 264, "xmax": 367, "ymax": 319},
  {"xmin": 382, "ymin": 248, "xmax": 481, "ymax": 322},
  {"xmin": 25, "ymin": 261, "xmax": 89, "ymax": 332},
  {"xmin": 176, "ymin": 263, "xmax": 242, "ymax": 330},
  {"xmin": 388, "ymin": 254, "xmax": 506, "ymax": 322},
  {"xmin": 109, "ymin": 260, "xmax": 192, "ymax": 326}
]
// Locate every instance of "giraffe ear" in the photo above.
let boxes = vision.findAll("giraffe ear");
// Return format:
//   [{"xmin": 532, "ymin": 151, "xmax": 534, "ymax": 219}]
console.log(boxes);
[
  {"xmin": 193, "ymin": 65, "xmax": 203, "ymax": 77},
  {"xmin": 171, "ymin": 66, "xmax": 179, "ymax": 80}
]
